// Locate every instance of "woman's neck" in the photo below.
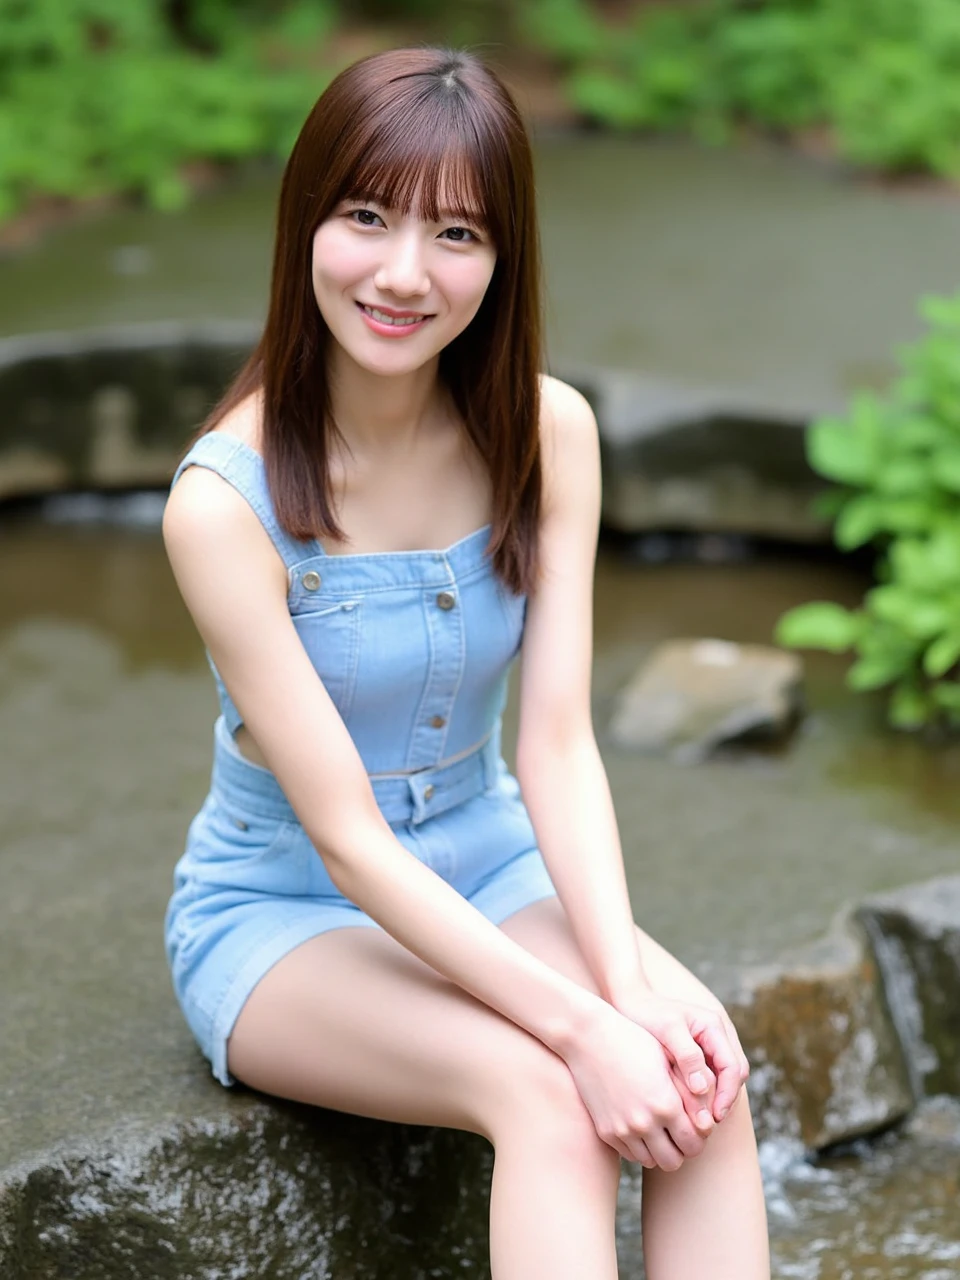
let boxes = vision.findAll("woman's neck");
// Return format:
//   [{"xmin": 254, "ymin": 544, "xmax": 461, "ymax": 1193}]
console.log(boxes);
[{"xmin": 327, "ymin": 348, "xmax": 450, "ymax": 456}]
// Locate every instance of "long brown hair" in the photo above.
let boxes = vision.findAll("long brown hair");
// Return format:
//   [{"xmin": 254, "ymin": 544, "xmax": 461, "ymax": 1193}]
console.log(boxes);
[{"xmin": 201, "ymin": 47, "xmax": 543, "ymax": 594}]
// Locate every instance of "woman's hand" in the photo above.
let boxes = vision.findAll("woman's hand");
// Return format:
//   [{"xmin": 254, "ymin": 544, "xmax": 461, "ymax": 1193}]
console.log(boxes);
[
  {"xmin": 616, "ymin": 992, "xmax": 750, "ymax": 1122},
  {"xmin": 560, "ymin": 1003, "xmax": 714, "ymax": 1171}
]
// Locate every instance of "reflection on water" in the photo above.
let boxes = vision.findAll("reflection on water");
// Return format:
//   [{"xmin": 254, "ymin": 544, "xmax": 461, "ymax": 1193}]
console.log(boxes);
[
  {"xmin": 1, "ymin": 502, "xmax": 200, "ymax": 671},
  {"xmin": 3, "ymin": 503, "xmax": 960, "ymax": 1275}
]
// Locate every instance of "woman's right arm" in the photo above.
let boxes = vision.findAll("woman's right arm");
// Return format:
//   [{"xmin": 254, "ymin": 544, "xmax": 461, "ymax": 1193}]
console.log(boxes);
[{"xmin": 163, "ymin": 466, "xmax": 708, "ymax": 1170}]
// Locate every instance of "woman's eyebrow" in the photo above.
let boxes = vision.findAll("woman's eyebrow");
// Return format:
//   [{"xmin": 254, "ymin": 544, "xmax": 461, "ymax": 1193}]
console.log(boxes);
[{"xmin": 438, "ymin": 207, "xmax": 485, "ymax": 224}]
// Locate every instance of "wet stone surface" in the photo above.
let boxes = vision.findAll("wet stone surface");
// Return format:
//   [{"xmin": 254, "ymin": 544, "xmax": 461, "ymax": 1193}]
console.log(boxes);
[
  {"xmin": 0, "ymin": 324, "xmax": 256, "ymax": 499},
  {"xmin": 858, "ymin": 877, "xmax": 960, "ymax": 1099},
  {"xmin": 727, "ymin": 926, "xmax": 913, "ymax": 1149},
  {"xmin": 0, "ymin": 1106, "xmax": 493, "ymax": 1280}
]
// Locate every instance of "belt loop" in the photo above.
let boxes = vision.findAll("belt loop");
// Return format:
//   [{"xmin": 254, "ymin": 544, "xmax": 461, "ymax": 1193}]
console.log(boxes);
[{"xmin": 408, "ymin": 775, "xmax": 427, "ymax": 826}]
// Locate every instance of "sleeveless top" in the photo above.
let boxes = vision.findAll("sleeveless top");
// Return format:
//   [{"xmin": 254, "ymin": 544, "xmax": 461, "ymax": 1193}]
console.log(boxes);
[{"xmin": 170, "ymin": 431, "xmax": 527, "ymax": 820}]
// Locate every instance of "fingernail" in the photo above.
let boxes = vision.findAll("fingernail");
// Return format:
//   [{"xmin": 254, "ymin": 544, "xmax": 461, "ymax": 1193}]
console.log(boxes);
[
  {"xmin": 690, "ymin": 1071, "xmax": 708, "ymax": 1092},
  {"xmin": 697, "ymin": 1109, "xmax": 713, "ymax": 1129},
  {"xmin": 717, "ymin": 1105, "xmax": 730, "ymax": 1121}
]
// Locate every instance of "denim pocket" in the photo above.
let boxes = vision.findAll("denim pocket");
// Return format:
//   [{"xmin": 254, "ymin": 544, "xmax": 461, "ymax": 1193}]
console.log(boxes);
[
  {"xmin": 291, "ymin": 599, "xmax": 363, "ymax": 723},
  {"xmin": 190, "ymin": 796, "xmax": 307, "ymax": 896}
]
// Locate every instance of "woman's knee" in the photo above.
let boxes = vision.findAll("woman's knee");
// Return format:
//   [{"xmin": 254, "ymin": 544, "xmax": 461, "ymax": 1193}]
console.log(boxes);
[{"xmin": 482, "ymin": 1034, "xmax": 605, "ymax": 1162}]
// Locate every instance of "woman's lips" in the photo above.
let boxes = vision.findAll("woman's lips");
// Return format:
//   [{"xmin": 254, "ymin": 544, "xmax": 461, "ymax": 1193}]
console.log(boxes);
[{"xmin": 356, "ymin": 301, "xmax": 433, "ymax": 337}]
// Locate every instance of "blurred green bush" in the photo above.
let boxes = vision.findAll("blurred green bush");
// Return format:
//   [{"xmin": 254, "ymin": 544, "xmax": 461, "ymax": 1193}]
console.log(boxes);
[
  {"xmin": 0, "ymin": 0, "xmax": 336, "ymax": 218},
  {"xmin": 777, "ymin": 294, "xmax": 960, "ymax": 732},
  {"xmin": 7, "ymin": 1, "xmax": 960, "ymax": 222},
  {"xmin": 522, "ymin": 0, "xmax": 960, "ymax": 177}
]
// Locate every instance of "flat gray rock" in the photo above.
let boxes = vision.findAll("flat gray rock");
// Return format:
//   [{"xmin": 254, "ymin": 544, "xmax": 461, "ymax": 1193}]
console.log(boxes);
[{"xmin": 608, "ymin": 638, "xmax": 804, "ymax": 761}]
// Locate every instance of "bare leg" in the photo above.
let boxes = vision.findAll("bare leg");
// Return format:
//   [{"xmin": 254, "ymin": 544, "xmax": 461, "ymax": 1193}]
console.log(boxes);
[
  {"xmin": 500, "ymin": 896, "xmax": 771, "ymax": 1280},
  {"xmin": 227, "ymin": 926, "xmax": 621, "ymax": 1279}
]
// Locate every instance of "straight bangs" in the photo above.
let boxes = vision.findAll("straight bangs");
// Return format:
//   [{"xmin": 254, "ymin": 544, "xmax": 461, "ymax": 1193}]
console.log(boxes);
[{"xmin": 330, "ymin": 83, "xmax": 516, "ymax": 253}]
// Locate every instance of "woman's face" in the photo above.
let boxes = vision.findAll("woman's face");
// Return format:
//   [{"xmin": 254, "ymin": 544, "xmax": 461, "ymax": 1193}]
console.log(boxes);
[{"xmin": 311, "ymin": 191, "xmax": 497, "ymax": 378}]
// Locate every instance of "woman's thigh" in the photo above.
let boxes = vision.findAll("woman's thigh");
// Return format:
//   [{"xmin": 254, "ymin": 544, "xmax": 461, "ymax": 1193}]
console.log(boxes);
[
  {"xmin": 499, "ymin": 895, "xmax": 723, "ymax": 1011},
  {"xmin": 226, "ymin": 923, "xmax": 585, "ymax": 1143},
  {"xmin": 227, "ymin": 895, "xmax": 726, "ymax": 1145}
]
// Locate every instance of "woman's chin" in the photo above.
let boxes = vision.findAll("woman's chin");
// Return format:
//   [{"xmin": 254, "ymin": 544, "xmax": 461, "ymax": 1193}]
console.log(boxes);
[{"xmin": 338, "ymin": 341, "xmax": 443, "ymax": 379}]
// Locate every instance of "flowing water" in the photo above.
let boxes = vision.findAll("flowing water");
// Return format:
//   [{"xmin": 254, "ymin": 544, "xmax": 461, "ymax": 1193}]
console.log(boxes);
[{"xmin": 3, "ymin": 500, "xmax": 960, "ymax": 1275}]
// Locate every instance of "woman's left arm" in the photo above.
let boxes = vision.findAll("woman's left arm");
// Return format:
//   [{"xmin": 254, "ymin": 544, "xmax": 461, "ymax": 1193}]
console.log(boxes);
[{"xmin": 516, "ymin": 378, "xmax": 748, "ymax": 1117}]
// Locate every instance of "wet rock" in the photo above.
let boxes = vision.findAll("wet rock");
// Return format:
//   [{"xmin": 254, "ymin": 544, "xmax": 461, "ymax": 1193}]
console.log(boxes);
[
  {"xmin": 857, "ymin": 875, "xmax": 960, "ymax": 1098},
  {"xmin": 0, "ymin": 323, "xmax": 257, "ymax": 499},
  {"xmin": 608, "ymin": 638, "xmax": 804, "ymax": 761},
  {"xmin": 1, "ymin": 331, "xmax": 828, "ymax": 549},
  {"xmin": 725, "ymin": 924, "xmax": 913, "ymax": 1149},
  {"xmin": 568, "ymin": 368, "xmax": 829, "ymax": 543},
  {"xmin": 0, "ymin": 1108, "xmax": 494, "ymax": 1280}
]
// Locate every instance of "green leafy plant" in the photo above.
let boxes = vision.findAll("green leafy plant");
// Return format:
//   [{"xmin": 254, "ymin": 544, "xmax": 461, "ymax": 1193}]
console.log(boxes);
[
  {"xmin": 0, "ymin": 0, "xmax": 335, "ymax": 220},
  {"xmin": 519, "ymin": 0, "xmax": 960, "ymax": 178},
  {"xmin": 776, "ymin": 293, "xmax": 960, "ymax": 730}
]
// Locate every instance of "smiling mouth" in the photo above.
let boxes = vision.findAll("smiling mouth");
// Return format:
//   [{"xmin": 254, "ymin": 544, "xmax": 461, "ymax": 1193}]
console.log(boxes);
[{"xmin": 357, "ymin": 303, "xmax": 432, "ymax": 327}]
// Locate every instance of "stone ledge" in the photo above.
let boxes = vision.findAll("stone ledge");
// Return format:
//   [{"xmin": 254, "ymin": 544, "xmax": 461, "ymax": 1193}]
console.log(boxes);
[
  {"xmin": 0, "ymin": 327, "xmax": 830, "ymax": 541},
  {"xmin": 564, "ymin": 364, "xmax": 830, "ymax": 542},
  {"xmin": 0, "ymin": 324, "xmax": 258, "ymax": 499},
  {"xmin": 0, "ymin": 1105, "xmax": 493, "ymax": 1280}
]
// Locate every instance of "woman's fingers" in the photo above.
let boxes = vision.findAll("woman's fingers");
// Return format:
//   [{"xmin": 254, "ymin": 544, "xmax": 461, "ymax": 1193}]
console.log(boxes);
[
  {"xmin": 656, "ymin": 1099, "xmax": 706, "ymax": 1160},
  {"xmin": 626, "ymin": 1138, "xmax": 656, "ymax": 1169},
  {"xmin": 652, "ymin": 1014, "xmax": 713, "ymax": 1096},
  {"xmin": 671, "ymin": 1060, "xmax": 716, "ymax": 1137},
  {"xmin": 689, "ymin": 1010, "xmax": 746, "ymax": 1120}
]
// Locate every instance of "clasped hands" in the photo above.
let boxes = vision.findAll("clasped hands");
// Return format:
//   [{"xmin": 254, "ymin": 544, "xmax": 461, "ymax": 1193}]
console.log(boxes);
[{"xmin": 562, "ymin": 990, "xmax": 750, "ymax": 1172}]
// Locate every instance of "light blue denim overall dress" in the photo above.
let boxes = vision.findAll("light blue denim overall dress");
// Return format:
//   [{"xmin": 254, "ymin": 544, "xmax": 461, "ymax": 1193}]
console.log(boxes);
[{"xmin": 164, "ymin": 432, "xmax": 557, "ymax": 1085}]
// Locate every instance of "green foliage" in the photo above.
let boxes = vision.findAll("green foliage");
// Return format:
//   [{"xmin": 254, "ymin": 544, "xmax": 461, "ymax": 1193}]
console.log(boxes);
[
  {"xmin": 0, "ymin": 0, "xmax": 335, "ymax": 219},
  {"xmin": 520, "ymin": 0, "xmax": 960, "ymax": 177},
  {"xmin": 775, "ymin": 292, "xmax": 960, "ymax": 732}
]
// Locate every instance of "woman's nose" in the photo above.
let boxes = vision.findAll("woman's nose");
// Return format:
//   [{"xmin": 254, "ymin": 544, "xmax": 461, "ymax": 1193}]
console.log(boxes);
[{"xmin": 373, "ymin": 232, "xmax": 430, "ymax": 298}]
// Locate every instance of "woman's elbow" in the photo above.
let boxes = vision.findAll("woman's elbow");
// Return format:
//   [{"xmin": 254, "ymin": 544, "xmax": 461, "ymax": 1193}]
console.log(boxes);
[
  {"xmin": 304, "ymin": 800, "xmax": 384, "ymax": 894},
  {"xmin": 516, "ymin": 716, "xmax": 596, "ymax": 789}
]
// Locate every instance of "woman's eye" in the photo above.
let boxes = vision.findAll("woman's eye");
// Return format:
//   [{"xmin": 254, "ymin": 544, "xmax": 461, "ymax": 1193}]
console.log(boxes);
[
  {"xmin": 351, "ymin": 208, "xmax": 383, "ymax": 227},
  {"xmin": 441, "ymin": 226, "xmax": 476, "ymax": 243}
]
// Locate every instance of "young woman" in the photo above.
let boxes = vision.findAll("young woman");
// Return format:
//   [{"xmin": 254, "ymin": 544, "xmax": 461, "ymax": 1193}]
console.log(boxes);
[{"xmin": 163, "ymin": 47, "xmax": 769, "ymax": 1279}]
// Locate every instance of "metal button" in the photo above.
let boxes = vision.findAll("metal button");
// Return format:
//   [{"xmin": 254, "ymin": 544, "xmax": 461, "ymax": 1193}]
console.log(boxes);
[
  {"xmin": 436, "ymin": 590, "xmax": 456, "ymax": 610},
  {"xmin": 423, "ymin": 784, "xmax": 435, "ymax": 802},
  {"xmin": 233, "ymin": 817, "xmax": 249, "ymax": 831},
  {"xmin": 302, "ymin": 570, "xmax": 322, "ymax": 592},
  {"xmin": 429, "ymin": 715, "xmax": 446, "ymax": 729}
]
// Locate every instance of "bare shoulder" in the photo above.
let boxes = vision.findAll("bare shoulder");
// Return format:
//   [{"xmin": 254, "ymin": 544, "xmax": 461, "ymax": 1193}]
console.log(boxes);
[
  {"xmin": 538, "ymin": 373, "xmax": 597, "ymax": 442},
  {"xmin": 163, "ymin": 392, "xmax": 267, "ymax": 559},
  {"xmin": 537, "ymin": 374, "xmax": 600, "ymax": 512}
]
